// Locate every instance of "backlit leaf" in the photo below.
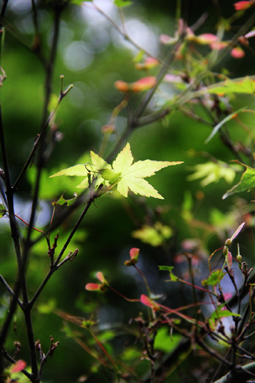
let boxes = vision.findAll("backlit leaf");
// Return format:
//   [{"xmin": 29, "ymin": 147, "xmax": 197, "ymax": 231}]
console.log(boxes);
[
  {"xmin": 140, "ymin": 294, "xmax": 160, "ymax": 311},
  {"xmin": 52, "ymin": 193, "xmax": 77, "ymax": 207},
  {"xmin": 115, "ymin": 77, "xmax": 157, "ymax": 93},
  {"xmin": 223, "ymin": 162, "xmax": 255, "ymax": 199},
  {"xmin": 202, "ymin": 269, "xmax": 226, "ymax": 286},
  {"xmin": 10, "ymin": 360, "xmax": 27, "ymax": 373},
  {"xmin": 158, "ymin": 266, "xmax": 179, "ymax": 281},
  {"xmin": 205, "ymin": 107, "xmax": 247, "ymax": 144},
  {"xmin": 112, "ymin": 143, "xmax": 182, "ymax": 199},
  {"xmin": 210, "ymin": 308, "xmax": 241, "ymax": 321},
  {"xmin": 154, "ymin": 328, "xmax": 182, "ymax": 352},
  {"xmin": 132, "ymin": 222, "xmax": 172, "ymax": 246},
  {"xmin": 114, "ymin": 0, "xmax": 132, "ymax": 7},
  {"xmin": 203, "ymin": 76, "xmax": 255, "ymax": 96},
  {"xmin": 234, "ymin": 1, "xmax": 253, "ymax": 11},
  {"xmin": 0, "ymin": 203, "xmax": 7, "ymax": 218},
  {"xmin": 187, "ymin": 161, "xmax": 239, "ymax": 187},
  {"xmin": 50, "ymin": 143, "xmax": 182, "ymax": 199},
  {"xmin": 37, "ymin": 299, "xmax": 56, "ymax": 314},
  {"xmin": 50, "ymin": 164, "xmax": 88, "ymax": 177}
]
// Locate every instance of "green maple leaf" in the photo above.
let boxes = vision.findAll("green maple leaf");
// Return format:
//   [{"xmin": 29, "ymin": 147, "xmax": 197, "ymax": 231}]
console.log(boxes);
[
  {"xmin": 187, "ymin": 161, "xmax": 240, "ymax": 187},
  {"xmin": 50, "ymin": 143, "xmax": 183, "ymax": 199},
  {"xmin": 111, "ymin": 143, "xmax": 182, "ymax": 199}
]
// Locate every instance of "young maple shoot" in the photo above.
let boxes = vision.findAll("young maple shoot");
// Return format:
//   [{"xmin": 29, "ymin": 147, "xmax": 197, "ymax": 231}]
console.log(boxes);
[{"xmin": 50, "ymin": 142, "xmax": 183, "ymax": 199}]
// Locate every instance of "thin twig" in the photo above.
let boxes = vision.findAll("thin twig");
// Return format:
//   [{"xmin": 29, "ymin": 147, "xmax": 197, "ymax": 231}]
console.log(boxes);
[
  {"xmin": 86, "ymin": 3, "xmax": 162, "ymax": 63},
  {"xmin": 134, "ymin": 34, "xmax": 185, "ymax": 120},
  {"xmin": 29, "ymin": 198, "xmax": 94, "ymax": 308},
  {"xmin": 0, "ymin": 276, "xmax": 22, "ymax": 307}
]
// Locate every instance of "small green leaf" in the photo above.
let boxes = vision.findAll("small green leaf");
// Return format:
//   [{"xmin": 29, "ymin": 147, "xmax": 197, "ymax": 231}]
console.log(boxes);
[
  {"xmin": 187, "ymin": 161, "xmax": 240, "ymax": 187},
  {"xmin": 133, "ymin": 50, "xmax": 145, "ymax": 63},
  {"xmin": 198, "ymin": 76, "xmax": 255, "ymax": 96},
  {"xmin": 0, "ymin": 203, "xmax": 7, "ymax": 218},
  {"xmin": 158, "ymin": 266, "xmax": 179, "ymax": 281},
  {"xmin": 202, "ymin": 269, "xmax": 226, "ymax": 286},
  {"xmin": 132, "ymin": 222, "xmax": 172, "ymax": 246},
  {"xmin": 223, "ymin": 162, "xmax": 255, "ymax": 199},
  {"xmin": 114, "ymin": 0, "xmax": 132, "ymax": 7},
  {"xmin": 71, "ymin": 0, "xmax": 91, "ymax": 4},
  {"xmin": 37, "ymin": 299, "xmax": 56, "ymax": 314},
  {"xmin": 210, "ymin": 309, "xmax": 240, "ymax": 321},
  {"xmin": 205, "ymin": 107, "xmax": 246, "ymax": 144},
  {"xmin": 154, "ymin": 328, "xmax": 182, "ymax": 352},
  {"xmin": 52, "ymin": 193, "xmax": 77, "ymax": 207}
]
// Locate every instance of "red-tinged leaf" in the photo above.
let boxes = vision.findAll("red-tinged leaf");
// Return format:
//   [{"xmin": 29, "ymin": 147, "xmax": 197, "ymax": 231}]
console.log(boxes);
[
  {"xmin": 130, "ymin": 247, "xmax": 140, "ymax": 259},
  {"xmin": 231, "ymin": 46, "xmax": 245, "ymax": 58},
  {"xmin": 10, "ymin": 360, "xmax": 26, "ymax": 373},
  {"xmin": 140, "ymin": 294, "xmax": 160, "ymax": 311},
  {"xmin": 234, "ymin": 1, "xmax": 253, "ymax": 10},
  {"xmin": 164, "ymin": 74, "xmax": 183, "ymax": 83},
  {"xmin": 114, "ymin": 80, "xmax": 130, "ymax": 93},
  {"xmin": 230, "ymin": 222, "xmax": 245, "ymax": 241},
  {"xmin": 195, "ymin": 33, "xmax": 218, "ymax": 44},
  {"xmin": 223, "ymin": 293, "xmax": 232, "ymax": 301},
  {"xmin": 125, "ymin": 247, "xmax": 140, "ymax": 266},
  {"xmin": 226, "ymin": 251, "xmax": 232, "ymax": 269},
  {"xmin": 135, "ymin": 57, "xmax": 159, "ymax": 70},
  {"xmin": 114, "ymin": 77, "xmax": 157, "ymax": 93},
  {"xmin": 96, "ymin": 271, "xmax": 108, "ymax": 285},
  {"xmin": 85, "ymin": 283, "xmax": 102, "ymax": 291},
  {"xmin": 131, "ymin": 76, "xmax": 157, "ymax": 92}
]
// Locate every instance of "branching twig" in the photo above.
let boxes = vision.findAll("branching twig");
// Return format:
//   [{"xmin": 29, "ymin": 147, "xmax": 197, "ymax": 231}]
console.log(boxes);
[
  {"xmin": 29, "ymin": 197, "xmax": 94, "ymax": 309},
  {"xmin": 2, "ymin": 347, "xmax": 33, "ymax": 381}
]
